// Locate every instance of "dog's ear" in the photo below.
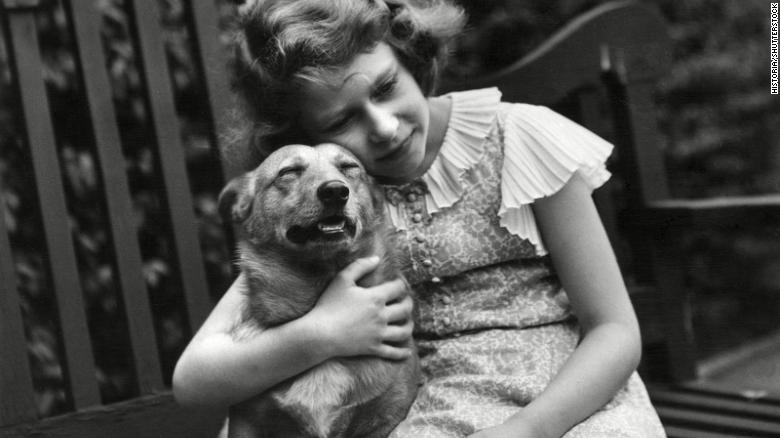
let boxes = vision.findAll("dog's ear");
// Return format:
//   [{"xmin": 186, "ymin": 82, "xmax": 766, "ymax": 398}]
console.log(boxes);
[{"xmin": 218, "ymin": 176, "xmax": 254, "ymax": 224}]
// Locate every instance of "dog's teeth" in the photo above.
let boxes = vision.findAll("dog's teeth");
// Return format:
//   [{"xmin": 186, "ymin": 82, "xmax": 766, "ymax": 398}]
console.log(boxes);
[{"xmin": 318, "ymin": 219, "xmax": 346, "ymax": 233}]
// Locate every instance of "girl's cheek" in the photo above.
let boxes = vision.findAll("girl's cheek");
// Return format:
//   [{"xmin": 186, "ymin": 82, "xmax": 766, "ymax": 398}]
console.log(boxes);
[{"xmin": 335, "ymin": 131, "xmax": 366, "ymax": 155}]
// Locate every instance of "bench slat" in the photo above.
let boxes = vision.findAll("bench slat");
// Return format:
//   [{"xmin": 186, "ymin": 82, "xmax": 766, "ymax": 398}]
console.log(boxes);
[
  {"xmin": 130, "ymin": 0, "xmax": 212, "ymax": 344},
  {"xmin": 0, "ymin": 183, "xmax": 37, "ymax": 425},
  {"xmin": 655, "ymin": 406, "xmax": 780, "ymax": 436},
  {"xmin": 67, "ymin": 0, "xmax": 164, "ymax": 394},
  {"xmin": 184, "ymin": 0, "xmax": 240, "ymax": 326},
  {"xmin": 189, "ymin": 1, "xmax": 238, "ymax": 182},
  {"xmin": 0, "ymin": 393, "xmax": 223, "ymax": 438},
  {"xmin": 650, "ymin": 386, "xmax": 780, "ymax": 420},
  {"xmin": 630, "ymin": 197, "xmax": 780, "ymax": 229},
  {"xmin": 676, "ymin": 381, "xmax": 780, "ymax": 403},
  {"xmin": 664, "ymin": 425, "xmax": 756, "ymax": 438},
  {"xmin": 6, "ymin": 9, "xmax": 101, "ymax": 410}
]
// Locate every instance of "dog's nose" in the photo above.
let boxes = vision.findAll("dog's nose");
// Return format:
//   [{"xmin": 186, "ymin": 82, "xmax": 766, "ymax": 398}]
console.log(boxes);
[{"xmin": 317, "ymin": 180, "xmax": 349, "ymax": 206}]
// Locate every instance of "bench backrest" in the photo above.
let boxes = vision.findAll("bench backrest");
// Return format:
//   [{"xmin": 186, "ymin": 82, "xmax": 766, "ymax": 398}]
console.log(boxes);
[{"xmin": 1, "ymin": 1, "xmax": 229, "ymax": 436}]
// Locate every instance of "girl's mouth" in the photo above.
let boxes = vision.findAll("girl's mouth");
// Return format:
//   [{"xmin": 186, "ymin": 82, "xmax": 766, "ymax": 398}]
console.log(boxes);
[{"xmin": 377, "ymin": 132, "xmax": 413, "ymax": 163}]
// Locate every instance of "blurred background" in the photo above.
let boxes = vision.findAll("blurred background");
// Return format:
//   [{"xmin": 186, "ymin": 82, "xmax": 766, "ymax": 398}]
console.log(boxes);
[{"xmin": 0, "ymin": 0, "xmax": 778, "ymax": 418}]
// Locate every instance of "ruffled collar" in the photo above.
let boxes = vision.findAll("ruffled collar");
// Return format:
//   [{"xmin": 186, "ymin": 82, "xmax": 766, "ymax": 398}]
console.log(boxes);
[{"xmin": 384, "ymin": 87, "xmax": 502, "ymax": 229}]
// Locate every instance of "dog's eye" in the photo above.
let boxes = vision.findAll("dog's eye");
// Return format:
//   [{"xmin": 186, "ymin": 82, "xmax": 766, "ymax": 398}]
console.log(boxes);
[
  {"xmin": 277, "ymin": 165, "xmax": 304, "ymax": 180},
  {"xmin": 339, "ymin": 162, "xmax": 360, "ymax": 176}
]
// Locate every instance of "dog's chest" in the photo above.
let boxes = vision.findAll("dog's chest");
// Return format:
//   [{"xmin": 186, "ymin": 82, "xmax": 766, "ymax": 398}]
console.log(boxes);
[{"xmin": 271, "ymin": 360, "xmax": 361, "ymax": 437}]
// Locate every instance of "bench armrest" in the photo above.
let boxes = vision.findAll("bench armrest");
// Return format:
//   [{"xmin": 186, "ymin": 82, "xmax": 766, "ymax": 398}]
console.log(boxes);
[{"xmin": 622, "ymin": 195, "xmax": 780, "ymax": 229}]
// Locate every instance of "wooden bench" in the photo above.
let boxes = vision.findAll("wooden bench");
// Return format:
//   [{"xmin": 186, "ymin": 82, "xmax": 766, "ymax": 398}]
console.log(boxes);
[{"xmin": 1, "ymin": 1, "xmax": 778, "ymax": 437}]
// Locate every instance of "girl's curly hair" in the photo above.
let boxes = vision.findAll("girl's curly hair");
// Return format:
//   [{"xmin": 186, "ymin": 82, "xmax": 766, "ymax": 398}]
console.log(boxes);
[{"xmin": 224, "ymin": 0, "xmax": 465, "ymax": 170}]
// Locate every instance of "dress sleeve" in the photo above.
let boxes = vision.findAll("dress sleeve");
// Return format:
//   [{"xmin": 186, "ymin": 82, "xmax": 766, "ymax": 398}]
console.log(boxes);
[{"xmin": 499, "ymin": 103, "xmax": 614, "ymax": 255}]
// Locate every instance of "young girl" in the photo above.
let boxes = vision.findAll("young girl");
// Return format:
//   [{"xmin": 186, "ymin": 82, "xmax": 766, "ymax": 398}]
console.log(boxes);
[{"xmin": 173, "ymin": 0, "xmax": 667, "ymax": 436}]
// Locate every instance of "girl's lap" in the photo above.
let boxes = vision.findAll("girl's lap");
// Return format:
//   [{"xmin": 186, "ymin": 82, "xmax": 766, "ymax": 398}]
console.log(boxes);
[
  {"xmin": 563, "ymin": 373, "xmax": 666, "ymax": 437},
  {"xmin": 391, "ymin": 373, "xmax": 664, "ymax": 438},
  {"xmin": 391, "ymin": 324, "xmax": 664, "ymax": 437}
]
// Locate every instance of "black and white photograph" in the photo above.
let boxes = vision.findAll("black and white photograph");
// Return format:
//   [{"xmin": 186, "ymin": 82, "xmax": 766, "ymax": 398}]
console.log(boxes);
[{"xmin": 0, "ymin": 0, "xmax": 778, "ymax": 437}]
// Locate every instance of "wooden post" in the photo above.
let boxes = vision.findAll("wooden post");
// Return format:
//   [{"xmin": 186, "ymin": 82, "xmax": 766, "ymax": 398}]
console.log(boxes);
[
  {"xmin": 129, "ymin": 0, "xmax": 214, "ymax": 339},
  {"xmin": 606, "ymin": 43, "xmax": 699, "ymax": 381},
  {"xmin": 0, "ymin": 3, "xmax": 37, "ymax": 426},
  {"xmin": 188, "ymin": 0, "xmax": 240, "ymax": 183},
  {"xmin": 0, "ymin": 185, "xmax": 37, "ymax": 426}
]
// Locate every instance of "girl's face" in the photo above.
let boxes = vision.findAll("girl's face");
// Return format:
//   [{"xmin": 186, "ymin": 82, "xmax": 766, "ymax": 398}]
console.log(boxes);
[{"xmin": 296, "ymin": 43, "xmax": 431, "ymax": 184}]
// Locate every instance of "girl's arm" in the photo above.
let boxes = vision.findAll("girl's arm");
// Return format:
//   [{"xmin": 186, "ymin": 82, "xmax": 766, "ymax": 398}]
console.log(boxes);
[
  {"xmin": 172, "ymin": 256, "xmax": 413, "ymax": 410},
  {"xmin": 473, "ymin": 172, "xmax": 641, "ymax": 438}
]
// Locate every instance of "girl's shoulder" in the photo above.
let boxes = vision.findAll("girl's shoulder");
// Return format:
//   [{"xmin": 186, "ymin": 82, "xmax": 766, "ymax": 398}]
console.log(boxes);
[
  {"xmin": 400, "ymin": 87, "xmax": 614, "ymax": 255},
  {"xmin": 440, "ymin": 87, "xmax": 609, "ymax": 151},
  {"xmin": 440, "ymin": 87, "xmax": 614, "ymax": 203},
  {"xmin": 444, "ymin": 88, "xmax": 615, "ymax": 255},
  {"xmin": 494, "ymin": 96, "xmax": 614, "ymax": 200}
]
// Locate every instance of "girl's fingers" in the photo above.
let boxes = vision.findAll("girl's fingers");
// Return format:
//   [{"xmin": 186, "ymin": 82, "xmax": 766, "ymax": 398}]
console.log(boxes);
[
  {"xmin": 375, "ymin": 278, "xmax": 409, "ymax": 303},
  {"xmin": 335, "ymin": 256, "xmax": 380, "ymax": 285},
  {"xmin": 382, "ymin": 323, "xmax": 413, "ymax": 343},
  {"xmin": 373, "ymin": 343, "xmax": 413, "ymax": 361},
  {"xmin": 384, "ymin": 295, "xmax": 413, "ymax": 323}
]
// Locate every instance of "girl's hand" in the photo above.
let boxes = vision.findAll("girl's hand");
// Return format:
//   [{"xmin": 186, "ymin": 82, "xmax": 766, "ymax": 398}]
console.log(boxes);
[{"xmin": 308, "ymin": 256, "xmax": 414, "ymax": 360}]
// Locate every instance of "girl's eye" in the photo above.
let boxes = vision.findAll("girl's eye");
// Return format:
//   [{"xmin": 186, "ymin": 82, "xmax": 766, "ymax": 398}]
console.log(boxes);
[
  {"xmin": 330, "ymin": 118, "xmax": 349, "ymax": 132},
  {"xmin": 324, "ymin": 115, "xmax": 351, "ymax": 134},
  {"xmin": 374, "ymin": 75, "xmax": 398, "ymax": 100}
]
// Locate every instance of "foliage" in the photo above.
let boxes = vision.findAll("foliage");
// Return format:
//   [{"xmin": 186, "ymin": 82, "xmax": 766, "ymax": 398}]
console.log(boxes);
[
  {"xmin": 0, "ymin": 0, "xmax": 778, "ymax": 418},
  {"xmin": 449, "ymin": 0, "xmax": 780, "ymax": 197},
  {"xmin": 0, "ymin": 0, "xmax": 233, "ymax": 416}
]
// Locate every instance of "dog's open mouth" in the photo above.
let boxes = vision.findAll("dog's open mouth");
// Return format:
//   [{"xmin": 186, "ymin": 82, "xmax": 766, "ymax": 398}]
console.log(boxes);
[{"xmin": 286, "ymin": 215, "xmax": 357, "ymax": 244}]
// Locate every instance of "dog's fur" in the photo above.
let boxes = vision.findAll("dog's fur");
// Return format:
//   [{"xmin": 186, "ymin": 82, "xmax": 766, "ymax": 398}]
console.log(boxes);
[{"xmin": 219, "ymin": 143, "xmax": 419, "ymax": 438}]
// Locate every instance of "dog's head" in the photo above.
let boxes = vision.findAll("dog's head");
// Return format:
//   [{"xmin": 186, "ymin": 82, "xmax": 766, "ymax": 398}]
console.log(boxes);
[{"xmin": 219, "ymin": 143, "xmax": 386, "ymax": 256}]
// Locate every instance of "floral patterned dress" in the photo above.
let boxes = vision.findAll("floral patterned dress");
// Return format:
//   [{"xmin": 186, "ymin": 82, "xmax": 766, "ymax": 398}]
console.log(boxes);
[{"xmin": 385, "ymin": 88, "xmax": 666, "ymax": 437}]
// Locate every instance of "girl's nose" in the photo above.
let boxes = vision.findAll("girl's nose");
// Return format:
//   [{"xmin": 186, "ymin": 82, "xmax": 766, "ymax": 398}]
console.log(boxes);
[{"xmin": 367, "ymin": 105, "xmax": 399, "ymax": 144}]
